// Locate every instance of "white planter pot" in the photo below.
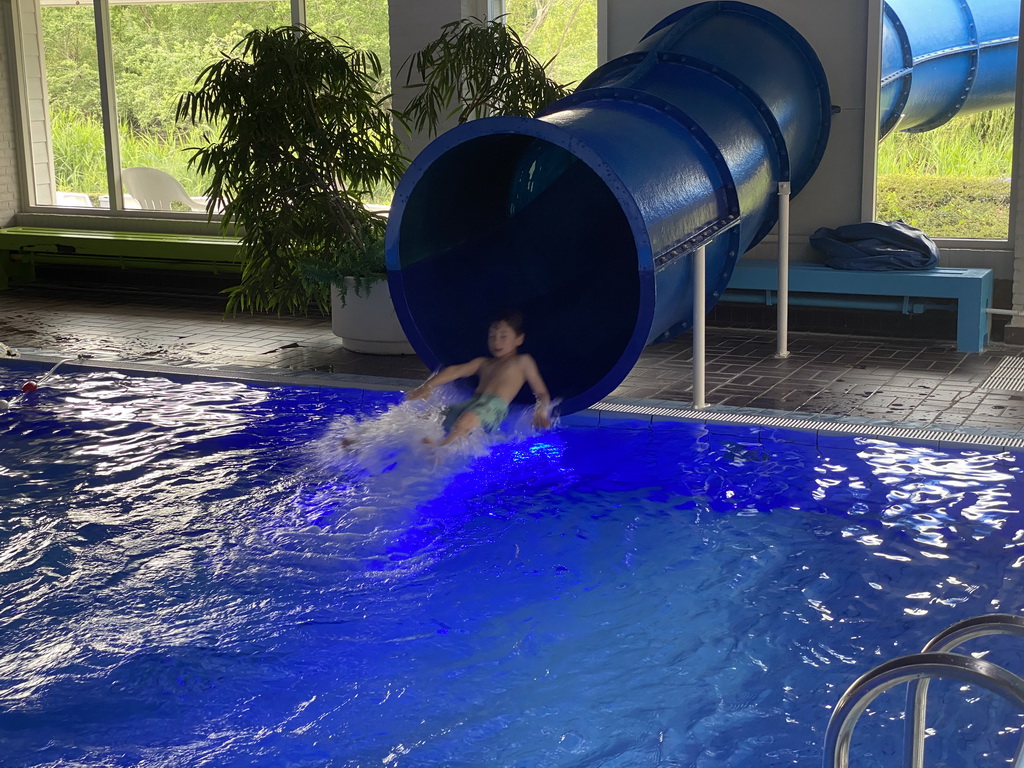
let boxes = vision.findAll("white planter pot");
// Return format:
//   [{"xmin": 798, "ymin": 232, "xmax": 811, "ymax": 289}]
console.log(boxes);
[{"xmin": 331, "ymin": 276, "xmax": 415, "ymax": 355}]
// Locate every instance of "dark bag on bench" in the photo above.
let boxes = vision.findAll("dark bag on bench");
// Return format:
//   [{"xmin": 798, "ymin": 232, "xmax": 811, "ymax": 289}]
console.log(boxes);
[{"xmin": 809, "ymin": 220, "xmax": 939, "ymax": 271}]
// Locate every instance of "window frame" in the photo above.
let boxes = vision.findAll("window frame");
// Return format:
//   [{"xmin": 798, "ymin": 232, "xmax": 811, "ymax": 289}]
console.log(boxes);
[
  {"xmin": 862, "ymin": 0, "xmax": 1023, "ymax": 266},
  {"xmin": 13, "ymin": 0, "xmax": 315, "ymax": 223}
]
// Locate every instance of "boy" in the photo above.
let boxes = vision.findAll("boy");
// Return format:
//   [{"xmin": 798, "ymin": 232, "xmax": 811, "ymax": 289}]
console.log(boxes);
[{"xmin": 406, "ymin": 311, "xmax": 552, "ymax": 446}]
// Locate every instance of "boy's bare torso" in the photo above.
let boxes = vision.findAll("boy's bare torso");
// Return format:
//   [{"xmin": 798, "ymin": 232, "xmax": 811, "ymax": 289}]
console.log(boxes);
[{"xmin": 475, "ymin": 354, "xmax": 534, "ymax": 404}]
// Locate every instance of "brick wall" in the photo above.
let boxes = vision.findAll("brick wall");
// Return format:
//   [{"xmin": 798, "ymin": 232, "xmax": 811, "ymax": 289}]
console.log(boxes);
[{"xmin": 0, "ymin": 8, "xmax": 19, "ymax": 226}]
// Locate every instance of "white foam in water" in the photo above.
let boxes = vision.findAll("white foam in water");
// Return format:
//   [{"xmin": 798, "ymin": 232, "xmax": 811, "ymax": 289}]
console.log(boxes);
[
  {"xmin": 270, "ymin": 387, "xmax": 564, "ymax": 574},
  {"xmin": 317, "ymin": 397, "xmax": 477, "ymax": 475},
  {"xmin": 314, "ymin": 387, "xmax": 558, "ymax": 482}
]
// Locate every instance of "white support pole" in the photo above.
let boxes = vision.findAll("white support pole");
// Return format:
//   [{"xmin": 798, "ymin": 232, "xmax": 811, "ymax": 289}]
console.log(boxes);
[
  {"xmin": 777, "ymin": 181, "xmax": 792, "ymax": 358},
  {"xmin": 93, "ymin": 0, "xmax": 124, "ymax": 212},
  {"xmin": 692, "ymin": 244, "xmax": 708, "ymax": 410}
]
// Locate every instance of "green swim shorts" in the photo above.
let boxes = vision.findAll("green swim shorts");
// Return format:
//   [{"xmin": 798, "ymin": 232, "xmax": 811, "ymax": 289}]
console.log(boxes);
[{"xmin": 442, "ymin": 393, "xmax": 509, "ymax": 433}]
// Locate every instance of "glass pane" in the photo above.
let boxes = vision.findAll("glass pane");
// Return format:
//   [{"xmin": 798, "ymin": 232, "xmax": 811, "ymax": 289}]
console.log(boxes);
[
  {"xmin": 877, "ymin": 108, "xmax": 1014, "ymax": 240},
  {"xmin": 110, "ymin": 0, "xmax": 290, "ymax": 212},
  {"xmin": 875, "ymin": 5, "xmax": 1017, "ymax": 241},
  {"xmin": 504, "ymin": 0, "xmax": 597, "ymax": 90},
  {"xmin": 39, "ymin": 3, "xmax": 108, "ymax": 209},
  {"xmin": 304, "ymin": 0, "xmax": 391, "ymax": 203},
  {"xmin": 306, "ymin": 0, "xmax": 390, "ymax": 89}
]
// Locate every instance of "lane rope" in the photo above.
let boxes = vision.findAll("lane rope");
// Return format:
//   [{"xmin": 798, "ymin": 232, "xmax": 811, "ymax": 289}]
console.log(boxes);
[{"xmin": 2, "ymin": 356, "xmax": 77, "ymax": 410}]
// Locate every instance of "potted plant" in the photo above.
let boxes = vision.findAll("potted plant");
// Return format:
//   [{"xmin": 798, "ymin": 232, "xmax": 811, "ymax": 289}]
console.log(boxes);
[
  {"xmin": 177, "ymin": 25, "xmax": 411, "ymax": 353},
  {"xmin": 324, "ymin": 218, "xmax": 415, "ymax": 354},
  {"xmin": 175, "ymin": 20, "xmax": 570, "ymax": 355}
]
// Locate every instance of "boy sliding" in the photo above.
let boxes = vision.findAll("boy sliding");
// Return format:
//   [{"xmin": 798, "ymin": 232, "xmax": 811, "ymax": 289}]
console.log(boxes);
[{"xmin": 406, "ymin": 311, "xmax": 552, "ymax": 446}]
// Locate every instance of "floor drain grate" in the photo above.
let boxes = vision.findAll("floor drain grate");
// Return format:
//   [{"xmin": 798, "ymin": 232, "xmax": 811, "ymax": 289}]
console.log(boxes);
[
  {"xmin": 590, "ymin": 400, "xmax": 1024, "ymax": 451},
  {"xmin": 983, "ymin": 357, "xmax": 1024, "ymax": 392}
]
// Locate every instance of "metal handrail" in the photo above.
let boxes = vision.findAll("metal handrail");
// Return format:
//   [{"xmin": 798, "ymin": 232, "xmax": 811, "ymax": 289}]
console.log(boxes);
[
  {"xmin": 922, "ymin": 614, "xmax": 1024, "ymax": 654},
  {"xmin": 822, "ymin": 652, "xmax": 1024, "ymax": 768},
  {"xmin": 905, "ymin": 614, "xmax": 1024, "ymax": 768}
]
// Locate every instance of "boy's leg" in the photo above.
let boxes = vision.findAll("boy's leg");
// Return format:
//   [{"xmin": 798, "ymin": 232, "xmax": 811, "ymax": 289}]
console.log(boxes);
[{"xmin": 429, "ymin": 410, "xmax": 481, "ymax": 446}]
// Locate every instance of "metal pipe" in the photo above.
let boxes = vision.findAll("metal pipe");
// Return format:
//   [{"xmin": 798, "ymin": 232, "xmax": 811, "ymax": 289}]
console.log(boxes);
[{"xmin": 905, "ymin": 614, "xmax": 1024, "ymax": 768}]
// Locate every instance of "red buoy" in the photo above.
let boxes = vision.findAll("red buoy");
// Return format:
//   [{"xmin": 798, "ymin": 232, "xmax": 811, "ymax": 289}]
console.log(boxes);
[{"xmin": 21, "ymin": 381, "xmax": 38, "ymax": 393}]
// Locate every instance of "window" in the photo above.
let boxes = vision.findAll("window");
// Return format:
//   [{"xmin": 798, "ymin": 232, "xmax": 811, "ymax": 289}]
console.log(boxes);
[
  {"xmin": 21, "ymin": 0, "xmax": 388, "ymax": 214},
  {"xmin": 500, "ymin": 0, "xmax": 597, "ymax": 89},
  {"xmin": 36, "ymin": 2, "xmax": 104, "ymax": 208},
  {"xmin": 303, "ymin": 0, "xmax": 391, "ymax": 203},
  {"xmin": 875, "ymin": 4, "xmax": 1017, "ymax": 240},
  {"xmin": 877, "ymin": 109, "xmax": 1014, "ymax": 240},
  {"xmin": 109, "ymin": 1, "xmax": 290, "ymax": 209},
  {"xmin": 305, "ymin": 0, "xmax": 390, "ymax": 88}
]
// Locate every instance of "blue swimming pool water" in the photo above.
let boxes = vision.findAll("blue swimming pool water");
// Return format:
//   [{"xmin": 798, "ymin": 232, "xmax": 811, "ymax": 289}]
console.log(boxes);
[{"xmin": 1, "ymin": 364, "xmax": 1023, "ymax": 767}]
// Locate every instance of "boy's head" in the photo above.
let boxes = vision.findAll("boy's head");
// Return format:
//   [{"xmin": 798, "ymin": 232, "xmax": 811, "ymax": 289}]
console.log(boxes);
[
  {"xmin": 490, "ymin": 310, "xmax": 524, "ymax": 335},
  {"xmin": 488, "ymin": 310, "xmax": 525, "ymax": 357}
]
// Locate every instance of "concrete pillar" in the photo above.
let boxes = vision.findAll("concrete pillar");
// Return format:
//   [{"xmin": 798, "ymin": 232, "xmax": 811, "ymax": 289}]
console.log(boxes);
[
  {"xmin": 389, "ymin": 0, "xmax": 467, "ymax": 162},
  {"xmin": 1001, "ymin": 0, "xmax": 1024, "ymax": 344}
]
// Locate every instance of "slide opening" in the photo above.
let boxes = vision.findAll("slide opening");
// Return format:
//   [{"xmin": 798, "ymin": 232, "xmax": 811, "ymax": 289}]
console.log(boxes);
[{"xmin": 392, "ymin": 132, "xmax": 644, "ymax": 408}]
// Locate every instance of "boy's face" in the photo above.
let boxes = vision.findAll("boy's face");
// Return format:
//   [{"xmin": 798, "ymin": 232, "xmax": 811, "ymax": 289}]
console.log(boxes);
[{"xmin": 488, "ymin": 320, "xmax": 524, "ymax": 357}]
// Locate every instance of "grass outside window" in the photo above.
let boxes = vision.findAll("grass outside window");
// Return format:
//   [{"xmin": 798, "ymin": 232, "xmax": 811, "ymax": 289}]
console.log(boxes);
[{"xmin": 876, "ymin": 108, "xmax": 1013, "ymax": 240}]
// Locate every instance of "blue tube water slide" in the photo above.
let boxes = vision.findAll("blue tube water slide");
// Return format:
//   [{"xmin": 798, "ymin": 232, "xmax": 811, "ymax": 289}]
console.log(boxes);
[
  {"xmin": 386, "ymin": 0, "xmax": 1019, "ymax": 415},
  {"xmin": 881, "ymin": 0, "xmax": 1019, "ymax": 138}
]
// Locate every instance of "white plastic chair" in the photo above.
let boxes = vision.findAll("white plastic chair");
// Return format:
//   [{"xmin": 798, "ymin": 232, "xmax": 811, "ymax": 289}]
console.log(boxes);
[{"xmin": 121, "ymin": 167, "xmax": 208, "ymax": 212}]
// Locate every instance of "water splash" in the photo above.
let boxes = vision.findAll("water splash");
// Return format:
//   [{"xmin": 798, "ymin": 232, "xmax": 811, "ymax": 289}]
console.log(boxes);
[
  {"xmin": 316, "ymin": 396, "xmax": 484, "ymax": 476},
  {"xmin": 266, "ymin": 390, "xmax": 559, "ymax": 579},
  {"xmin": 313, "ymin": 387, "xmax": 558, "ymax": 481}
]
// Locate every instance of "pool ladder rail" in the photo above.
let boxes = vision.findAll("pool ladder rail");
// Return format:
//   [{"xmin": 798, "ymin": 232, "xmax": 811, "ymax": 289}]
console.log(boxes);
[{"xmin": 823, "ymin": 613, "xmax": 1024, "ymax": 768}]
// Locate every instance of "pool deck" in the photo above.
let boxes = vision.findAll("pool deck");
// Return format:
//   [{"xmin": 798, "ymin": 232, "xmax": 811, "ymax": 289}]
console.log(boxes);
[{"xmin": 3, "ymin": 282, "xmax": 1024, "ymax": 448}]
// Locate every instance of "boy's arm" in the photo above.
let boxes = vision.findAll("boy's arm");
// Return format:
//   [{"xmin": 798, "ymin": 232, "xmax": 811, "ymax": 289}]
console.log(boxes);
[
  {"xmin": 407, "ymin": 358, "xmax": 485, "ymax": 400},
  {"xmin": 523, "ymin": 355, "xmax": 552, "ymax": 428}
]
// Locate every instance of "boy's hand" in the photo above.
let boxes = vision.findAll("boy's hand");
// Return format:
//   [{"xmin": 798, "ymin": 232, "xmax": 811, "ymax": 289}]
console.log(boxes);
[
  {"xmin": 406, "ymin": 384, "xmax": 431, "ymax": 400},
  {"xmin": 532, "ymin": 410, "xmax": 552, "ymax": 430}
]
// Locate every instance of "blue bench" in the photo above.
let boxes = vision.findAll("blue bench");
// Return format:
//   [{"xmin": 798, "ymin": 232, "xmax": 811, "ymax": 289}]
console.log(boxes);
[{"xmin": 723, "ymin": 261, "xmax": 993, "ymax": 353}]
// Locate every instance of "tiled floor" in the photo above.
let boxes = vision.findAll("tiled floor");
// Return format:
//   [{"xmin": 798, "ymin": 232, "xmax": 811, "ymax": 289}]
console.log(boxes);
[{"xmin": 4, "ymin": 283, "xmax": 1024, "ymax": 438}]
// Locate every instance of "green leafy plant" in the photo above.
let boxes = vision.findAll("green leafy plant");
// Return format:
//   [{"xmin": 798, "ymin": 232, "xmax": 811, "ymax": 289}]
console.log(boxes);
[
  {"xmin": 176, "ymin": 25, "xmax": 405, "ymax": 315},
  {"xmin": 396, "ymin": 16, "xmax": 573, "ymax": 137}
]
